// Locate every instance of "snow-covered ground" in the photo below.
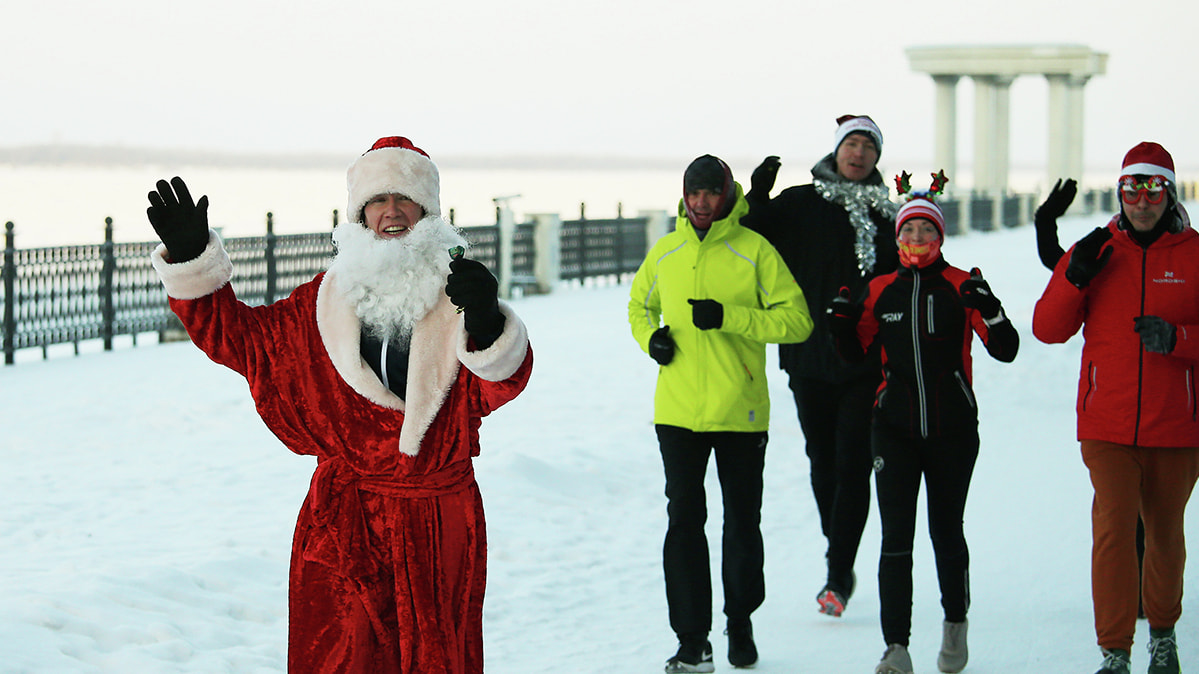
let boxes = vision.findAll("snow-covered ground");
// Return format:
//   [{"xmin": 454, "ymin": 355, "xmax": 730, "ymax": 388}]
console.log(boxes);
[{"xmin": 2, "ymin": 209, "xmax": 1197, "ymax": 673}]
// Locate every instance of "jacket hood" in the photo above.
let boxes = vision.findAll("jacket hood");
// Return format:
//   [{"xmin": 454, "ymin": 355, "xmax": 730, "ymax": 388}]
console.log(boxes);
[
  {"xmin": 1117, "ymin": 201, "xmax": 1192, "ymax": 236},
  {"xmin": 1107, "ymin": 207, "xmax": 1197, "ymax": 250},
  {"xmin": 675, "ymin": 181, "xmax": 749, "ymax": 243}
]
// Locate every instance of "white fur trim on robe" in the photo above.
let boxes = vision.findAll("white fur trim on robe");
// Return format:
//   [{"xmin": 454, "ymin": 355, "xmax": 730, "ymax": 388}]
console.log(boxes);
[
  {"xmin": 151, "ymin": 230, "xmax": 233, "ymax": 300},
  {"xmin": 318, "ymin": 269, "xmax": 530, "ymax": 457},
  {"xmin": 153, "ymin": 231, "xmax": 530, "ymax": 458},
  {"xmin": 457, "ymin": 301, "xmax": 528, "ymax": 382}
]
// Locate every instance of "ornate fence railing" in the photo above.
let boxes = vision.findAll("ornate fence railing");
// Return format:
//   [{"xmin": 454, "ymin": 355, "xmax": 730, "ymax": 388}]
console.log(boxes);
[
  {"xmin": 2, "ymin": 211, "xmax": 656, "ymax": 364},
  {"xmin": 6, "ymin": 181, "xmax": 1196, "ymax": 365}
]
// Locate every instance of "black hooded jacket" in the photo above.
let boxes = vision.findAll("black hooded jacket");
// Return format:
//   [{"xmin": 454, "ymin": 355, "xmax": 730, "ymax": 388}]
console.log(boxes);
[{"xmin": 743, "ymin": 154, "xmax": 899, "ymax": 383}]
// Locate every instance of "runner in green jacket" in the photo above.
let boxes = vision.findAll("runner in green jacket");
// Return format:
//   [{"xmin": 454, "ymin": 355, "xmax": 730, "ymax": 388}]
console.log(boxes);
[{"xmin": 628, "ymin": 155, "xmax": 811, "ymax": 673}]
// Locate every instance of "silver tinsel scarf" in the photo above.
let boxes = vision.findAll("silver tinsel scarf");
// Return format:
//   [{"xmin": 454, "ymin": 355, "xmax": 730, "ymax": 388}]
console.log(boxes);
[{"xmin": 813, "ymin": 179, "xmax": 899, "ymax": 275}]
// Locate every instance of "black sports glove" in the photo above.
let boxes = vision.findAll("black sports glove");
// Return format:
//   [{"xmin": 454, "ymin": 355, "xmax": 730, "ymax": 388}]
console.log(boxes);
[
  {"xmin": 959, "ymin": 267, "xmax": 1003, "ymax": 321},
  {"xmin": 648, "ymin": 326, "xmax": 675, "ymax": 365},
  {"xmin": 1034, "ymin": 178, "xmax": 1077, "ymax": 270},
  {"xmin": 688, "ymin": 299, "xmax": 723, "ymax": 330},
  {"xmin": 146, "ymin": 177, "xmax": 210, "ymax": 263},
  {"xmin": 825, "ymin": 286, "xmax": 862, "ymax": 339},
  {"xmin": 1065, "ymin": 226, "xmax": 1114, "ymax": 289},
  {"xmin": 446, "ymin": 257, "xmax": 505, "ymax": 348},
  {"xmin": 1134, "ymin": 315, "xmax": 1177, "ymax": 354},
  {"xmin": 750, "ymin": 156, "xmax": 781, "ymax": 197},
  {"xmin": 1037, "ymin": 178, "xmax": 1078, "ymax": 223}
]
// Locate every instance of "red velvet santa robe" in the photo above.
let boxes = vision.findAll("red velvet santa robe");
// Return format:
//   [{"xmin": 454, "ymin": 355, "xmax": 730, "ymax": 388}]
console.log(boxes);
[{"xmin": 153, "ymin": 233, "xmax": 533, "ymax": 673}]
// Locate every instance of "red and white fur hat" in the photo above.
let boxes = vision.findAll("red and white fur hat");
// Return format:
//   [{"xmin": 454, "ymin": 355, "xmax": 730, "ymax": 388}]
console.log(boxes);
[{"xmin": 346, "ymin": 136, "xmax": 441, "ymax": 223}]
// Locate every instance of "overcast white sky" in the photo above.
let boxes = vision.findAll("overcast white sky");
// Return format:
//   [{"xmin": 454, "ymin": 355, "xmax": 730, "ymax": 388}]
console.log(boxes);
[{"xmin": 2, "ymin": 0, "xmax": 1196, "ymax": 172}]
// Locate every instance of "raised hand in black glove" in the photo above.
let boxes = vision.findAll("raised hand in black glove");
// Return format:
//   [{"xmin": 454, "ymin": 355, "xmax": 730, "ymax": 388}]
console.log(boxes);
[
  {"xmin": 1134, "ymin": 315, "xmax": 1177, "ymax": 354},
  {"xmin": 825, "ymin": 286, "xmax": 862, "ymax": 339},
  {"xmin": 146, "ymin": 176, "xmax": 210, "ymax": 263},
  {"xmin": 648, "ymin": 326, "xmax": 675, "ymax": 365},
  {"xmin": 959, "ymin": 267, "xmax": 1004, "ymax": 321},
  {"xmin": 1037, "ymin": 178, "xmax": 1078, "ymax": 222},
  {"xmin": 1034, "ymin": 178, "xmax": 1078, "ymax": 270},
  {"xmin": 688, "ymin": 299, "xmax": 723, "ymax": 330},
  {"xmin": 1065, "ymin": 226, "xmax": 1114, "ymax": 289},
  {"xmin": 750, "ymin": 156, "xmax": 781, "ymax": 197},
  {"xmin": 446, "ymin": 257, "xmax": 505, "ymax": 348}
]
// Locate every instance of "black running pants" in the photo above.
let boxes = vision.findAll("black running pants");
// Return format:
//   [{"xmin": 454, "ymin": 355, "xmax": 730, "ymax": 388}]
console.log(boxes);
[
  {"xmin": 873, "ymin": 425, "xmax": 978, "ymax": 646},
  {"xmin": 657, "ymin": 425, "xmax": 767, "ymax": 638}
]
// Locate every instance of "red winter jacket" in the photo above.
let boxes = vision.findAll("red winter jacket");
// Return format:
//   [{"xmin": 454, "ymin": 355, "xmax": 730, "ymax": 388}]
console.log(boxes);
[{"xmin": 1033, "ymin": 215, "xmax": 1199, "ymax": 447}]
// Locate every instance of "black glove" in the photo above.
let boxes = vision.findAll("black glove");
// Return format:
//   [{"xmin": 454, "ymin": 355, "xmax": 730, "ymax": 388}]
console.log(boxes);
[
  {"xmin": 825, "ymin": 286, "xmax": 861, "ymax": 339},
  {"xmin": 648, "ymin": 326, "xmax": 675, "ymax": 365},
  {"xmin": 750, "ymin": 156, "xmax": 781, "ymax": 197},
  {"xmin": 446, "ymin": 257, "xmax": 505, "ymax": 347},
  {"xmin": 146, "ymin": 177, "xmax": 210, "ymax": 263},
  {"xmin": 688, "ymin": 299, "xmax": 723, "ymax": 330},
  {"xmin": 1037, "ymin": 178, "xmax": 1078, "ymax": 223},
  {"xmin": 1134, "ymin": 315, "xmax": 1177, "ymax": 354},
  {"xmin": 959, "ymin": 267, "xmax": 1003, "ymax": 321},
  {"xmin": 1065, "ymin": 226, "xmax": 1114, "ymax": 289},
  {"xmin": 1034, "ymin": 178, "xmax": 1077, "ymax": 270}
]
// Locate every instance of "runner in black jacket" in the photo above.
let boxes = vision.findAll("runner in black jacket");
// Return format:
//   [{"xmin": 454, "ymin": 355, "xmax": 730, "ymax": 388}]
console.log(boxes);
[
  {"xmin": 743, "ymin": 115, "xmax": 898, "ymax": 618},
  {"xmin": 828, "ymin": 182, "xmax": 1018, "ymax": 674}
]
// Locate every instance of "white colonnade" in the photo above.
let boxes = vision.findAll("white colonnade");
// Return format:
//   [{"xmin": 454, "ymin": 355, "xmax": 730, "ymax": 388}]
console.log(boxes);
[{"xmin": 907, "ymin": 45, "xmax": 1107, "ymax": 194}]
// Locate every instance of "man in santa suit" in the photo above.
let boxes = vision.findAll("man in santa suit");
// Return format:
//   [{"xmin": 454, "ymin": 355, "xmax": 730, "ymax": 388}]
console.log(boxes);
[{"xmin": 146, "ymin": 136, "xmax": 533, "ymax": 674}]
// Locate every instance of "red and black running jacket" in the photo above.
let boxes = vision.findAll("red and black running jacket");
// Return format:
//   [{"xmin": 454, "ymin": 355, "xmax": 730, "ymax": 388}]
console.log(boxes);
[{"xmin": 836, "ymin": 257, "xmax": 1019, "ymax": 439}]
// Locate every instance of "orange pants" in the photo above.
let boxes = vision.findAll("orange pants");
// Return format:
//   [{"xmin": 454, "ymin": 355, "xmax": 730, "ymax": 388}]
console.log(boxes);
[{"xmin": 1081, "ymin": 440, "xmax": 1199, "ymax": 651}]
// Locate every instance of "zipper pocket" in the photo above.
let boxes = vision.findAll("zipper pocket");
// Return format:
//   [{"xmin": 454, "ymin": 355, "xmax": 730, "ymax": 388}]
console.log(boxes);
[
  {"xmin": 1188, "ymin": 367, "xmax": 1195, "ymax": 421},
  {"xmin": 1083, "ymin": 362, "xmax": 1097, "ymax": 411},
  {"xmin": 954, "ymin": 371, "xmax": 977, "ymax": 409}
]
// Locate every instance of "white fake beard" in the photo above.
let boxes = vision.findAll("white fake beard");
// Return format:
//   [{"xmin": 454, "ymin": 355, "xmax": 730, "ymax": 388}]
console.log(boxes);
[{"xmin": 329, "ymin": 216, "xmax": 469, "ymax": 346}]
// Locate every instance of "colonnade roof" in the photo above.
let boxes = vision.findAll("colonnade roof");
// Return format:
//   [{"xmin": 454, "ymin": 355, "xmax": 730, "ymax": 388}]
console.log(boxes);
[{"xmin": 906, "ymin": 44, "xmax": 1108, "ymax": 78}]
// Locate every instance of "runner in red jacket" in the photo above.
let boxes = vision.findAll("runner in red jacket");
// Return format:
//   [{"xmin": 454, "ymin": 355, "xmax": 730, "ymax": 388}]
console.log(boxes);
[{"xmin": 1033, "ymin": 142, "xmax": 1199, "ymax": 674}]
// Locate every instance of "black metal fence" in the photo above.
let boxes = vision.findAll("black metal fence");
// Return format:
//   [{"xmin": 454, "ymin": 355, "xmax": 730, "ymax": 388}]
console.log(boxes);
[
  {"xmin": 7, "ymin": 179, "xmax": 1196, "ymax": 365},
  {"xmin": 2, "ymin": 211, "xmax": 653, "ymax": 364}
]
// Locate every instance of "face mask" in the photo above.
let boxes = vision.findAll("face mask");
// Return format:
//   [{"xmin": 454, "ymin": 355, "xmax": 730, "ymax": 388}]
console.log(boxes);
[{"xmin": 897, "ymin": 237, "xmax": 942, "ymax": 268}]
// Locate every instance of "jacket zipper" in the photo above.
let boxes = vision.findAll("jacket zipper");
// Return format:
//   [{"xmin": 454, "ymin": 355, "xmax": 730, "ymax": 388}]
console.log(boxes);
[
  {"xmin": 911, "ymin": 271, "xmax": 929, "ymax": 438},
  {"xmin": 1134, "ymin": 247, "xmax": 1148, "ymax": 446}
]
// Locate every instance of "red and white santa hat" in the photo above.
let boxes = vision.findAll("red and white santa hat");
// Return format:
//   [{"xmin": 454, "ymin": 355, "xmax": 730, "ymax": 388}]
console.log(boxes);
[
  {"xmin": 833, "ymin": 115, "xmax": 883, "ymax": 156},
  {"xmin": 895, "ymin": 197, "xmax": 945, "ymax": 239},
  {"xmin": 1120, "ymin": 141, "xmax": 1175, "ymax": 183},
  {"xmin": 347, "ymin": 136, "xmax": 441, "ymax": 223}
]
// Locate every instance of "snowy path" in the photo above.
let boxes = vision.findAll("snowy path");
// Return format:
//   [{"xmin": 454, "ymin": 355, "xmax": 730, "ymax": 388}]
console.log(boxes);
[{"xmin": 2, "ymin": 211, "xmax": 1197, "ymax": 672}]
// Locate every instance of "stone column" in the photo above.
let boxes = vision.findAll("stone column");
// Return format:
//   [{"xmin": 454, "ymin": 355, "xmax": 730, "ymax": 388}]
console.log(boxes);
[
  {"xmin": 1047, "ymin": 73, "xmax": 1091, "ymax": 184},
  {"xmin": 932, "ymin": 75, "xmax": 960, "ymax": 184},
  {"xmin": 993, "ymin": 75, "xmax": 1014, "ymax": 195},
  {"xmin": 530, "ymin": 213, "xmax": 562, "ymax": 294},
  {"xmin": 1066, "ymin": 74, "xmax": 1091, "ymax": 180},
  {"xmin": 495, "ymin": 202, "xmax": 515, "ymax": 300},
  {"xmin": 972, "ymin": 75, "xmax": 1014, "ymax": 195},
  {"xmin": 640, "ymin": 209, "xmax": 671, "ymax": 251},
  {"xmin": 972, "ymin": 76, "xmax": 997, "ymax": 194},
  {"xmin": 1046, "ymin": 74, "xmax": 1072, "ymax": 183}
]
